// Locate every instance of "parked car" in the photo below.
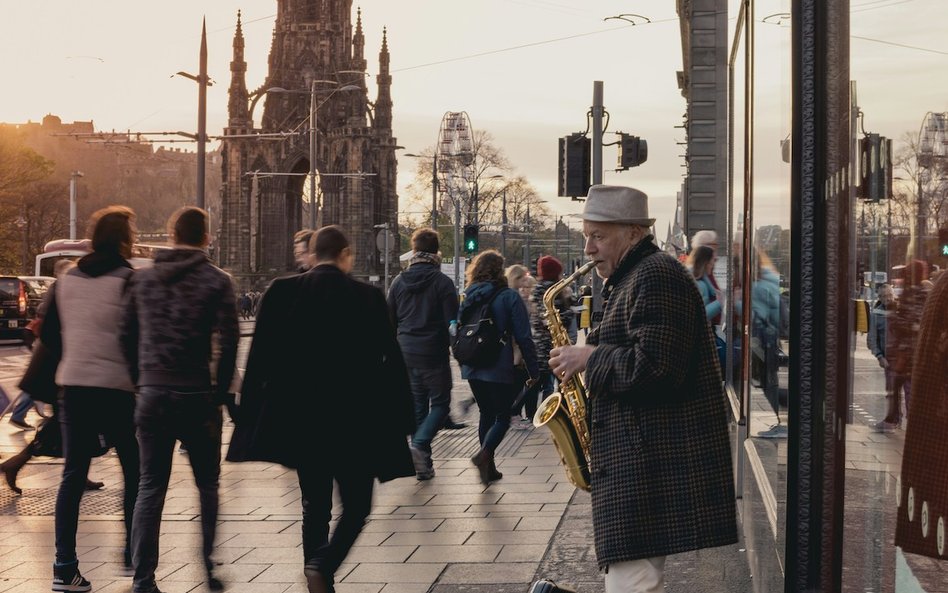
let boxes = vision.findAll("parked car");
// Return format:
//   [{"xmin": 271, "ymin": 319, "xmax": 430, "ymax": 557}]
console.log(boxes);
[{"xmin": 0, "ymin": 275, "xmax": 54, "ymax": 342}]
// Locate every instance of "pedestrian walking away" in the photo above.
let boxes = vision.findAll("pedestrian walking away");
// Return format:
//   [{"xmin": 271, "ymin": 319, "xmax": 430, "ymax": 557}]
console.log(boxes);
[
  {"xmin": 387, "ymin": 228, "xmax": 459, "ymax": 480},
  {"xmin": 122, "ymin": 207, "xmax": 239, "ymax": 593},
  {"xmin": 456, "ymin": 250, "xmax": 538, "ymax": 485},
  {"xmin": 41, "ymin": 206, "xmax": 142, "ymax": 592},
  {"xmin": 227, "ymin": 225, "xmax": 414, "ymax": 593},
  {"xmin": 1, "ymin": 259, "xmax": 106, "ymax": 496},
  {"xmin": 547, "ymin": 185, "xmax": 737, "ymax": 593}
]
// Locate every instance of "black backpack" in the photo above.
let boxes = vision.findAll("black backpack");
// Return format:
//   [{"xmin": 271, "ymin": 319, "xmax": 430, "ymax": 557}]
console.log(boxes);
[{"xmin": 452, "ymin": 288, "xmax": 506, "ymax": 367}]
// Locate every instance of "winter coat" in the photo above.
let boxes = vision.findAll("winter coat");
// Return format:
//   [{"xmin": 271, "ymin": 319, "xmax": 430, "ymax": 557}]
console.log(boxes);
[
  {"xmin": 889, "ymin": 284, "xmax": 929, "ymax": 376},
  {"xmin": 387, "ymin": 261, "xmax": 458, "ymax": 369},
  {"xmin": 584, "ymin": 238, "xmax": 737, "ymax": 567},
  {"xmin": 226, "ymin": 265, "xmax": 414, "ymax": 481},
  {"xmin": 121, "ymin": 248, "xmax": 239, "ymax": 391},
  {"xmin": 41, "ymin": 251, "xmax": 135, "ymax": 392},
  {"xmin": 458, "ymin": 281, "xmax": 539, "ymax": 384},
  {"xmin": 694, "ymin": 274, "xmax": 722, "ymax": 322},
  {"xmin": 866, "ymin": 300, "xmax": 890, "ymax": 360},
  {"xmin": 894, "ymin": 271, "xmax": 948, "ymax": 559},
  {"xmin": 530, "ymin": 279, "xmax": 575, "ymax": 363}
]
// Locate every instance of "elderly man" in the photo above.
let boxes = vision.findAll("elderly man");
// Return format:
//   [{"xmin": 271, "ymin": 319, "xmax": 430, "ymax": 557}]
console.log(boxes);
[{"xmin": 549, "ymin": 185, "xmax": 737, "ymax": 593}]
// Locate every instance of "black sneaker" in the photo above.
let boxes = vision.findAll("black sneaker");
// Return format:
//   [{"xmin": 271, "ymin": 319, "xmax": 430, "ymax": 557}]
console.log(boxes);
[
  {"xmin": 10, "ymin": 418, "xmax": 35, "ymax": 431},
  {"xmin": 52, "ymin": 562, "xmax": 92, "ymax": 592}
]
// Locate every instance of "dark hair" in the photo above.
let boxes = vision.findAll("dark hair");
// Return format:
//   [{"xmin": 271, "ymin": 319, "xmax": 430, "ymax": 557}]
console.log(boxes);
[
  {"xmin": 294, "ymin": 229, "xmax": 316, "ymax": 248},
  {"xmin": 691, "ymin": 246, "xmax": 715, "ymax": 278},
  {"xmin": 466, "ymin": 250, "xmax": 507, "ymax": 288},
  {"xmin": 169, "ymin": 206, "xmax": 208, "ymax": 247},
  {"xmin": 411, "ymin": 228, "xmax": 439, "ymax": 254},
  {"xmin": 89, "ymin": 206, "xmax": 135, "ymax": 258},
  {"xmin": 313, "ymin": 225, "xmax": 349, "ymax": 261}
]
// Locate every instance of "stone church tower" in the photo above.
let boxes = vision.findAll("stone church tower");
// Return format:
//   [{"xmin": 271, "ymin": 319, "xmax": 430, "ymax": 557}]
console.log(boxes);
[{"xmin": 219, "ymin": 1, "xmax": 398, "ymax": 288}]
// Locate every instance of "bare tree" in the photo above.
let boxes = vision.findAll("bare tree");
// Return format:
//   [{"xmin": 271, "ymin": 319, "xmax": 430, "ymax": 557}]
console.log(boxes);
[
  {"xmin": 401, "ymin": 131, "xmax": 553, "ymax": 263},
  {"xmin": 893, "ymin": 130, "xmax": 948, "ymax": 261}
]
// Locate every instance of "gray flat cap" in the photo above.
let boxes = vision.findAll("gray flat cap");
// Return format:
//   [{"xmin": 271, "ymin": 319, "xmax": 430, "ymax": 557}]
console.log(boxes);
[{"xmin": 582, "ymin": 185, "xmax": 655, "ymax": 226}]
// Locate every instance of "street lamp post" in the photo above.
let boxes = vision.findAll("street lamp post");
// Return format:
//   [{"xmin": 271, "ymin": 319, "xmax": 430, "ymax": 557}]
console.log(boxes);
[{"xmin": 69, "ymin": 171, "xmax": 83, "ymax": 240}]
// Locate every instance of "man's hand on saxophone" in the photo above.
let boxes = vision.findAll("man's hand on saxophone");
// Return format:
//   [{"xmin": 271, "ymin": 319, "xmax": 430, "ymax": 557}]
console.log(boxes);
[{"xmin": 549, "ymin": 345, "xmax": 596, "ymax": 382}]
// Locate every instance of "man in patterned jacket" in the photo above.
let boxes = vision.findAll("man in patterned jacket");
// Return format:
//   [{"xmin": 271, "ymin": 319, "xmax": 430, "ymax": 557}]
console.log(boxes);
[
  {"xmin": 549, "ymin": 185, "xmax": 737, "ymax": 593},
  {"xmin": 122, "ymin": 206, "xmax": 239, "ymax": 593}
]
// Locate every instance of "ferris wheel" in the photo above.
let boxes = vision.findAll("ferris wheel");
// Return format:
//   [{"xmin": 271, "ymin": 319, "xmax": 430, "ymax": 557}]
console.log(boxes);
[
  {"xmin": 917, "ymin": 112, "xmax": 948, "ymax": 175},
  {"xmin": 436, "ymin": 112, "xmax": 476, "ymax": 214}
]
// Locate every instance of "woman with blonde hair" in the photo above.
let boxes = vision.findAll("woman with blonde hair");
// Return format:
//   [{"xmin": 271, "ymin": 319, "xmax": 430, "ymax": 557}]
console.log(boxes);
[{"xmin": 458, "ymin": 251, "xmax": 538, "ymax": 484}]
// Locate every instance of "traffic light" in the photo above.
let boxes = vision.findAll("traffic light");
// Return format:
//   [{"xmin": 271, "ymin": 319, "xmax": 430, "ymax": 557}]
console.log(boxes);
[
  {"xmin": 617, "ymin": 133, "xmax": 648, "ymax": 170},
  {"xmin": 558, "ymin": 133, "xmax": 591, "ymax": 198},
  {"xmin": 858, "ymin": 134, "xmax": 892, "ymax": 202},
  {"xmin": 939, "ymin": 227, "xmax": 948, "ymax": 258},
  {"xmin": 463, "ymin": 224, "xmax": 479, "ymax": 254}
]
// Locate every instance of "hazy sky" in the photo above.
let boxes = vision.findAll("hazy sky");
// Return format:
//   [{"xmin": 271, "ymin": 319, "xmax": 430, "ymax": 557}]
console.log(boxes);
[{"xmin": 1, "ymin": 0, "xmax": 944, "ymax": 234}]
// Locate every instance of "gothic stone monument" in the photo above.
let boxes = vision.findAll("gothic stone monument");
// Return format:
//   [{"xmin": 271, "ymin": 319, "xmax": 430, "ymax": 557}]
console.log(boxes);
[{"xmin": 219, "ymin": 1, "xmax": 397, "ymax": 288}]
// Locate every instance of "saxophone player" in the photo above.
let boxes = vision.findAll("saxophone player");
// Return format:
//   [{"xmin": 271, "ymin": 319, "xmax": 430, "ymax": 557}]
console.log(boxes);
[{"xmin": 548, "ymin": 185, "xmax": 737, "ymax": 593}]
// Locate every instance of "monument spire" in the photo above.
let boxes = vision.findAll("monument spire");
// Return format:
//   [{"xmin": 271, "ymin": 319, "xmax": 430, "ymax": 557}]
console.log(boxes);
[
  {"xmin": 227, "ymin": 10, "xmax": 250, "ymax": 128},
  {"xmin": 375, "ymin": 26, "xmax": 392, "ymax": 133}
]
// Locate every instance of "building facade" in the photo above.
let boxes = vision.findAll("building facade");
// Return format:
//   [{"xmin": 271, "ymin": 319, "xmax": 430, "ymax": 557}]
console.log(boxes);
[{"xmin": 219, "ymin": 0, "xmax": 398, "ymax": 288}]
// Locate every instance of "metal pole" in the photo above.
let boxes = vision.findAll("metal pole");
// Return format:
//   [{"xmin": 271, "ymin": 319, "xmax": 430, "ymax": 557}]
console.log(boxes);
[
  {"xmin": 196, "ymin": 19, "xmax": 208, "ymax": 210},
  {"xmin": 384, "ymin": 224, "xmax": 390, "ymax": 293},
  {"xmin": 454, "ymin": 191, "xmax": 461, "ymax": 289},
  {"xmin": 431, "ymin": 154, "xmax": 438, "ymax": 227},
  {"xmin": 591, "ymin": 81, "xmax": 605, "ymax": 316},
  {"xmin": 501, "ymin": 187, "xmax": 507, "ymax": 261},
  {"xmin": 524, "ymin": 202, "xmax": 531, "ymax": 267},
  {"xmin": 310, "ymin": 80, "xmax": 318, "ymax": 230},
  {"xmin": 69, "ymin": 172, "xmax": 81, "ymax": 240},
  {"xmin": 592, "ymin": 81, "xmax": 604, "ymax": 185}
]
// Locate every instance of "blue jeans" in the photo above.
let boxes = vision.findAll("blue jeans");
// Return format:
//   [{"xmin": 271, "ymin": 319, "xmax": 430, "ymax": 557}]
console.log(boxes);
[
  {"xmin": 409, "ymin": 365, "xmax": 452, "ymax": 452},
  {"xmin": 131, "ymin": 387, "xmax": 222, "ymax": 593},
  {"xmin": 10, "ymin": 391, "xmax": 34, "ymax": 423},
  {"xmin": 55, "ymin": 387, "xmax": 139, "ymax": 564},
  {"xmin": 469, "ymin": 380, "xmax": 519, "ymax": 453}
]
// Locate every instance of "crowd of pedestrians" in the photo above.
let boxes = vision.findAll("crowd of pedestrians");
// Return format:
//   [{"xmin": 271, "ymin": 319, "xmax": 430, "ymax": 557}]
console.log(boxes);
[{"xmin": 2, "ymin": 183, "xmax": 742, "ymax": 593}]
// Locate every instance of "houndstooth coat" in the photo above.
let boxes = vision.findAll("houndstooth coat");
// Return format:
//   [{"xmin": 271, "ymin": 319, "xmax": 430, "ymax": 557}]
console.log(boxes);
[{"xmin": 584, "ymin": 238, "xmax": 737, "ymax": 568}]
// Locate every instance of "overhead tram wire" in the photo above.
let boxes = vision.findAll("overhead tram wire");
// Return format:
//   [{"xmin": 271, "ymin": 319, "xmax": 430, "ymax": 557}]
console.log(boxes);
[{"xmin": 391, "ymin": 16, "xmax": 681, "ymax": 74}]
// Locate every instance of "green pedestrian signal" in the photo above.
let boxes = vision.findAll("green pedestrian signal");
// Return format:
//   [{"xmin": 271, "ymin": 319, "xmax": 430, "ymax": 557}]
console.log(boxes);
[
  {"xmin": 940, "ymin": 228, "xmax": 948, "ymax": 258},
  {"xmin": 463, "ymin": 224, "xmax": 479, "ymax": 254}
]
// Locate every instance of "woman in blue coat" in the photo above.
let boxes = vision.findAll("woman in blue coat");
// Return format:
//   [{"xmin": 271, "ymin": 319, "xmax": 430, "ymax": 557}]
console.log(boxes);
[{"xmin": 458, "ymin": 251, "xmax": 539, "ymax": 484}]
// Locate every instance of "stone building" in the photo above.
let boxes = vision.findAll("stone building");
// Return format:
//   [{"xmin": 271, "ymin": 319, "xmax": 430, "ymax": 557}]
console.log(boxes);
[{"xmin": 219, "ymin": 0, "xmax": 398, "ymax": 288}]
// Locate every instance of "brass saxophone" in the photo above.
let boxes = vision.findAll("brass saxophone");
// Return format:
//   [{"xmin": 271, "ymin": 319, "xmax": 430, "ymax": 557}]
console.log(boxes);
[{"xmin": 533, "ymin": 260, "xmax": 597, "ymax": 491}]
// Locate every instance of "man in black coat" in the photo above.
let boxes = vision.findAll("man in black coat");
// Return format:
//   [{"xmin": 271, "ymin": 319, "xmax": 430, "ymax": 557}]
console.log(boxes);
[
  {"xmin": 227, "ymin": 225, "xmax": 414, "ymax": 593},
  {"xmin": 549, "ymin": 185, "xmax": 737, "ymax": 593},
  {"xmin": 386, "ymin": 228, "xmax": 458, "ymax": 480}
]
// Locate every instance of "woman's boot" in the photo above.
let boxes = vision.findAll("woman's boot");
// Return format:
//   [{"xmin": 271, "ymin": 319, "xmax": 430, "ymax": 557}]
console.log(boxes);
[
  {"xmin": 488, "ymin": 459, "xmax": 503, "ymax": 482},
  {"xmin": 471, "ymin": 448, "xmax": 495, "ymax": 485},
  {"xmin": 0, "ymin": 446, "xmax": 33, "ymax": 495}
]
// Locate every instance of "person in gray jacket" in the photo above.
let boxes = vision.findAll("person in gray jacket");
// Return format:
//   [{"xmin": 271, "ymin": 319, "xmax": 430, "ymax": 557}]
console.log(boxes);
[
  {"xmin": 42, "ymin": 206, "xmax": 141, "ymax": 592},
  {"xmin": 122, "ymin": 207, "xmax": 239, "ymax": 593},
  {"xmin": 387, "ymin": 228, "xmax": 459, "ymax": 480}
]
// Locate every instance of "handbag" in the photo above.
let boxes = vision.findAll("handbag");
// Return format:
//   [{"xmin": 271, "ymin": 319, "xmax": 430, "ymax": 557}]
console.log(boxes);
[{"xmin": 18, "ymin": 340, "xmax": 61, "ymax": 404}]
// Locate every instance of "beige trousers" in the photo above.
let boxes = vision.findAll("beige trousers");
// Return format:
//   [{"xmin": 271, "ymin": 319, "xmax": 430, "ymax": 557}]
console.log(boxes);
[{"xmin": 604, "ymin": 556, "xmax": 666, "ymax": 593}]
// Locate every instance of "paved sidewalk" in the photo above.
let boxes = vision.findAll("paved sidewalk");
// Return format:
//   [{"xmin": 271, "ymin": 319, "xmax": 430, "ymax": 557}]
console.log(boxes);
[{"xmin": 1, "ymin": 333, "xmax": 751, "ymax": 593}]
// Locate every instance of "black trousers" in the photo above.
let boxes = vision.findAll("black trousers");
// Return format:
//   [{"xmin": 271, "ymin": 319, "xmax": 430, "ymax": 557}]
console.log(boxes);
[
  {"xmin": 55, "ymin": 387, "xmax": 139, "ymax": 564},
  {"xmin": 131, "ymin": 387, "xmax": 223, "ymax": 593},
  {"xmin": 296, "ymin": 464, "xmax": 374, "ymax": 581}
]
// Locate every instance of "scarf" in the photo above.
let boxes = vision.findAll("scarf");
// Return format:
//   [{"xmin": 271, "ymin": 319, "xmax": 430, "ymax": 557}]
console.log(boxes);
[{"xmin": 410, "ymin": 251, "xmax": 442, "ymax": 267}]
